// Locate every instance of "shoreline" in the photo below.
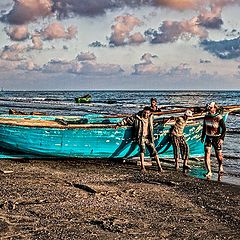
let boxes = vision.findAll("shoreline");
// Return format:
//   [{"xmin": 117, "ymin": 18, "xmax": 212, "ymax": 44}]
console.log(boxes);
[{"xmin": 0, "ymin": 158, "xmax": 239, "ymax": 239}]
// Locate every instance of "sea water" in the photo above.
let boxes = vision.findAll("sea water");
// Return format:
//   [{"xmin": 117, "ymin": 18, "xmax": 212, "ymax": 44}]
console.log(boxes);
[{"xmin": 0, "ymin": 90, "xmax": 239, "ymax": 185}]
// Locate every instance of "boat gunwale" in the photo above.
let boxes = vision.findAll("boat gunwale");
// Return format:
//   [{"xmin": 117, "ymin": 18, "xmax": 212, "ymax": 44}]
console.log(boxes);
[{"xmin": 0, "ymin": 117, "xmax": 203, "ymax": 129}]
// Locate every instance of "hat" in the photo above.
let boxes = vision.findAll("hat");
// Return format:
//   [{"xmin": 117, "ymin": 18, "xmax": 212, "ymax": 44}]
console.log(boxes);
[{"xmin": 184, "ymin": 110, "xmax": 193, "ymax": 117}]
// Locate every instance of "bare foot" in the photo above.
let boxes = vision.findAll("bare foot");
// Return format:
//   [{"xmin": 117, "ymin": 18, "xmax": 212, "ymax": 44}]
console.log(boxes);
[
  {"xmin": 175, "ymin": 165, "xmax": 179, "ymax": 171},
  {"xmin": 140, "ymin": 168, "xmax": 147, "ymax": 174},
  {"xmin": 183, "ymin": 165, "xmax": 191, "ymax": 170},
  {"xmin": 219, "ymin": 165, "xmax": 224, "ymax": 175},
  {"xmin": 205, "ymin": 172, "xmax": 212, "ymax": 179},
  {"xmin": 218, "ymin": 174, "xmax": 223, "ymax": 182}
]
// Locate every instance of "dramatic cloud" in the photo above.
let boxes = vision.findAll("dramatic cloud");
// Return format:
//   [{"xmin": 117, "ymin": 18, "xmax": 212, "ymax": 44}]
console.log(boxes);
[
  {"xmin": 0, "ymin": 59, "xmax": 20, "ymax": 71},
  {"xmin": 201, "ymin": 37, "xmax": 240, "ymax": 59},
  {"xmin": 128, "ymin": 32, "xmax": 145, "ymax": 45},
  {"xmin": 89, "ymin": 41, "xmax": 107, "ymax": 48},
  {"xmin": 71, "ymin": 61, "xmax": 124, "ymax": 75},
  {"xmin": 200, "ymin": 59, "xmax": 211, "ymax": 63},
  {"xmin": 1, "ymin": 0, "xmax": 239, "ymax": 25},
  {"xmin": 133, "ymin": 53, "xmax": 161, "ymax": 75},
  {"xmin": 5, "ymin": 25, "xmax": 29, "ymax": 41},
  {"xmin": 197, "ymin": 6, "xmax": 223, "ymax": 29},
  {"xmin": 53, "ymin": 0, "xmax": 240, "ymax": 18},
  {"xmin": 145, "ymin": 18, "xmax": 208, "ymax": 44},
  {"xmin": 153, "ymin": 0, "xmax": 200, "ymax": 10},
  {"xmin": 76, "ymin": 52, "xmax": 96, "ymax": 61},
  {"xmin": 0, "ymin": 44, "xmax": 26, "ymax": 61},
  {"xmin": 141, "ymin": 53, "xmax": 158, "ymax": 63},
  {"xmin": 109, "ymin": 15, "xmax": 142, "ymax": 46},
  {"xmin": 41, "ymin": 22, "xmax": 77, "ymax": 40},
  {"xmin": 1, "ymin": 0, "xmax": 52, "ymax": 24},
  {"xmin": 32, "ymin": 34, "xmax": 43, "ymax": 49},
  {"xmin": 165, "ymin": 63, "xmax": 192, "ymax": 76},
  {"xmin": 41, "ymin": 53, "xmax": 124, "ymax": 75},
  {"xmin": 17, "ymin": 60, "xmax": 38, "ymax": 71},
  {"xmin": 42, "ymin": 59, "xmax": 74, "ymax": 73}
]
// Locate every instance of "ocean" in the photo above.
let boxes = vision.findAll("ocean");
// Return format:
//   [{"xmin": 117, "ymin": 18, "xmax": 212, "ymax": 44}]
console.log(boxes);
[{"xmin": 0, "ymin": 90, "xmax": 239, "ymax": 185}]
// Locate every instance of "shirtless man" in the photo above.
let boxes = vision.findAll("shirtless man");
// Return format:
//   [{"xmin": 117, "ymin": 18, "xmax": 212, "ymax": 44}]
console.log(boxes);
[{"xmin": 170, "ymin": 110, "xmax": 193, "ymax": 172}]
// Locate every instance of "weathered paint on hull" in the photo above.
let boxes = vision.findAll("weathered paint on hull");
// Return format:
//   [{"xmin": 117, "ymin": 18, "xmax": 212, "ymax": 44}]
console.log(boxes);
[{"xmin": 0, "ymin": 121, "xmax": 205, "ymax": 158}]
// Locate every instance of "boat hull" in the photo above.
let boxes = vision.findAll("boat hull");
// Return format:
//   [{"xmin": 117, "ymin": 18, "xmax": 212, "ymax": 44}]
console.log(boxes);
[{"xmin": 0, "ymin": 119, "xmax": 206, "ymax": 158}]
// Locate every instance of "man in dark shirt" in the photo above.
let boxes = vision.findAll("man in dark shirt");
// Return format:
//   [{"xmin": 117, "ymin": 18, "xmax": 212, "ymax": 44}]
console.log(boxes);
[
  {"xmin": 117, "ymin": 106, "xmax": 163, "ymax": 173},
  {"xmin": 150, "ymin": 98, "xmax": 161, "ymax": 112}
]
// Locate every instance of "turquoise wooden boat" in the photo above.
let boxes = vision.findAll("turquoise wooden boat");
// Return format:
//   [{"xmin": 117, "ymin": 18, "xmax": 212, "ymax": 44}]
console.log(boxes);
[{"xmin": 0, "ymin": 112, "xmax": 230, "ymax": 159}]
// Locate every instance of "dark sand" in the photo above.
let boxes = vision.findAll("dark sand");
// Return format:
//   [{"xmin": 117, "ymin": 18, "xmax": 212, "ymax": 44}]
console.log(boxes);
[{"xmin": 0, "ymin": 158, "xmax": 239, "ymax": 240}]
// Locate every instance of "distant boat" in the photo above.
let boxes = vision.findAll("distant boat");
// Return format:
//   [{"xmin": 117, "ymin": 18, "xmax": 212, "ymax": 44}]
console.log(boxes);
[
  {"xmin": 75, "ymin": 94, "xmax": 92, "ymax": 103},
  {"xmin": 0, "ymin": 106, "xmax": 238, "ymax": 159}
]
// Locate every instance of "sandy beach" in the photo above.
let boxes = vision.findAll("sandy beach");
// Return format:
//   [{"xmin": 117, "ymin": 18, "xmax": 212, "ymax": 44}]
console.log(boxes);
[{"xmin": 0, "ymin": 158, "xmax": 239, "ymax": 240}]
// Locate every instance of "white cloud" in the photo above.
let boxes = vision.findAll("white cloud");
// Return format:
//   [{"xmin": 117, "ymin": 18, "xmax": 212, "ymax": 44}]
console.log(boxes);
[
  {"xmin": 41, "ymin": 22, "xmax": 77, "ymax": 40},
  {"xmin": 5, "ymin": 25, "xmax": 29, "ymax": 41}
]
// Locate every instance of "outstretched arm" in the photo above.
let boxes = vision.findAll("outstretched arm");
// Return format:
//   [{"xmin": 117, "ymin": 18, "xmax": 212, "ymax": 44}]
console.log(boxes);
[{"xmin": 116, "ymin": 115, "xmax": 135, "ymax": 127}]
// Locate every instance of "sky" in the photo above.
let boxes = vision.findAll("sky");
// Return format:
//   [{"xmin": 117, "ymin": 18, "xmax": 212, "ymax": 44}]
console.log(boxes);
[{"xmin": 0, "ymin": 0, "xmax": 240, "ymax": 90}]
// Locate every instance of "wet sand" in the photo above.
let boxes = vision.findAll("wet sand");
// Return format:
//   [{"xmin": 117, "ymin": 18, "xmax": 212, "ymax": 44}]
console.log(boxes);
[{"xmin": 0, "ymin": 158, "xmax": 239, "ymax": 240}]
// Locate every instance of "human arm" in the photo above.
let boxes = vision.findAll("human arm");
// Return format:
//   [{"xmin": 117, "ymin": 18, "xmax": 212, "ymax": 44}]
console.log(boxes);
[
  {"xmin": 201, "ymin": 119, "xmax": 206, "ymax": 143},
  {"xmin": 116, "ymin": 115, "xmax": 135, "ymax": 127},
  {"xmin": 219, "ymin": 118, "xmax": 226, "ymax": 141}
]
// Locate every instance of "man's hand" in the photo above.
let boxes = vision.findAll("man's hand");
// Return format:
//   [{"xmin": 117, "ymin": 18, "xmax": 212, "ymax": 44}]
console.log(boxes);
[
  {"xmin": 218, "ymin": 139, "xmax": 223, "ymax": 146},
  {"xmin": 114, "ymin": 123, "xmax": 121, "ymax": 129}
]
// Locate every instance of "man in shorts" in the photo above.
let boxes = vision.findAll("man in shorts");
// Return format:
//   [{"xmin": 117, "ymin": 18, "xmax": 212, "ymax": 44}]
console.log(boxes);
[
  {"xmin": 117, "ymin": 106, "xmax": 163, "ymax": 173},
  {"xmin": 169, "ymin": 110, "xmax": 193, "ymax": 172},
  {"xmin": 201, "ymin": 102, "xmax": 226, "ymax": 179}
]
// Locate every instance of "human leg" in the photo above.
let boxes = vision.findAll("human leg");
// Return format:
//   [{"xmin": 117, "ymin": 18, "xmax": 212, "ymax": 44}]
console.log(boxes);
[
  {"xmin": 172, "ymin": 135, "xmax": 180, "ymax": 171},
  {"xmin": 153, "ymin": 154, "xmax": 163, "ymax": 172},
  {"xmin": 204, "ymin": 137, "xmax": 212, "ymax": 178},
  {"xmin": 213, "ymin": 138, "xmax": 224, "ymax": 175},
  {"xmin": 140, "ymin": 152, "xmax": 146, "ymax": 173},
  {"xmin": 204, "ymin": 147, "xmax": 212, "ymax": 178},
  {"xmin": 146, "ymin": 140, "xmax": 163, "ymax": 172},
  {"xmin": 180, "ymin": 137, "xmax": 190, "ymax": 172},
  {"xmin": 139, "ymin": 141, "xmax": 147, "ymax": 172}
]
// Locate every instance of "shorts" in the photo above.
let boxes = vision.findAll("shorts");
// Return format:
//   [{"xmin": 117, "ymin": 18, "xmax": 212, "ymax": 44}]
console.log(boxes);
[
  {"xmin": 139, "ymin": 137, "xmax": 157, "ymax": 157},
  {"xmin": 205, "ymin": 136, "xmax": 223, "ymax": 151},
  {"xmin": 171, "ymin": 135, "xmax": 189, "ymax": 160}
]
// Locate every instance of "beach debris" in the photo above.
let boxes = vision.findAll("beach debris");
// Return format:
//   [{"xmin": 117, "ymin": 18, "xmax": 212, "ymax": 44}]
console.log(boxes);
[
  {"xmin": 0, "ymin": 170, "xmax": 14, "ymax": 174},
  {"xmin": 88, "ymin": 217, "xmax": 132, "ymax": 233},
  {"xmin": 5, "ymin": 200, "xmax": 15, "ymax": 210},
  {"xmin": 65, "ymin": 181, "xmax": 97, "ymax": 194},
  {"xmin": 72, "ymin": 183, "xmax": 97, "ymax": 193},
  {"xmin": 0, "ymin": 219, "xmax": 9, "ymax": 232},
  {"xmin": 0, "ymin": 200, "xmax": 4, "ymax": 208},
  {"xmin": 15, "ymin": 199, "xmax": 48, "ymax": 206},
  {"xmin": 148, "ymin": 180, "xmax": 179, "ymax": 186}
]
